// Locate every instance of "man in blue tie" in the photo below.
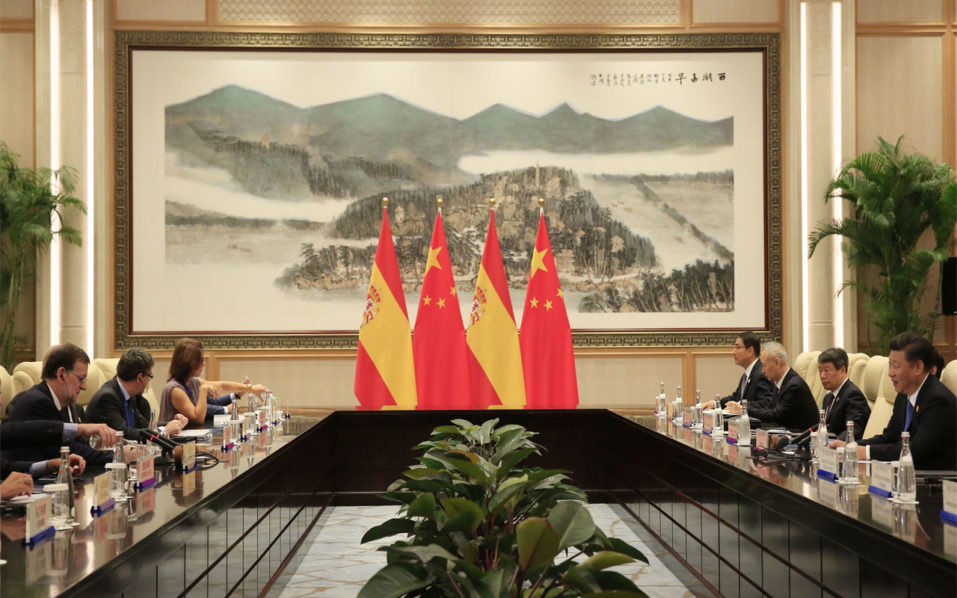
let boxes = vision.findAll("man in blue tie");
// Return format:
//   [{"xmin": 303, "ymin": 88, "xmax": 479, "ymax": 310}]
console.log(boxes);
[
  {"xmin": 832, "ymin": 332, "xmax": 956, "ymax": 470},
  {"xmin": 85, "ymin": 348, "xmax": 187, "ymax": 442},
  {"xmin": 701, "ymin": 331, "xmax": 774, "ymax": 410}
]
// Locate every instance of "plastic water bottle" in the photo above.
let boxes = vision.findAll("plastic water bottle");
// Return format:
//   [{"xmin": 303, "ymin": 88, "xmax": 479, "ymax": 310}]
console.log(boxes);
[
  {"xmin": 896, "ymin": 431, "xmax": 917, "ymax": 502},
  {"xmin": 244, "ymin": 376, "xmax": 256, "ymax": 413},
  {"xmin": 56, "ymin": 446, "xmax": 75, "ymax": 513},
  {"xmin": 738, "ymin": 400, "xmax": 751, "ymax": 446},
  {"xmin": 842, "ymin": 421, "xmax": 859, "ymax": 484},
  {"xmin": 673, "ymin": 386, "xmax": 683, "ymax": 424},
  {"xmin": 656, "ymin": 381, "xmax": 666, "ymax": 417},
  {"xmin": 813, "ymin": 409, "xmax": 827, "ymax": 461}
]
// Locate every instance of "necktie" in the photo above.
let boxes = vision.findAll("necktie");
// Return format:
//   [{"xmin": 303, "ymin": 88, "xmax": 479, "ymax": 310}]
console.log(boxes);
[
  {"xmin": 904, "ymin": 399, "xmax": 915, "ymax": 431},
  {"xmin": 738, "ymin": 373, "xmax": 748, "ymax": 401},
  {"xmin": 823, "ymin": 392, "xmax": 835, "ymax": 422},
  {"xmin": 773, "ymin": 386, "xmax": 780, "ymax": 405},
  {"xmin": 124, "ymin": 399, "xmax": 133, "ymax": 428}
]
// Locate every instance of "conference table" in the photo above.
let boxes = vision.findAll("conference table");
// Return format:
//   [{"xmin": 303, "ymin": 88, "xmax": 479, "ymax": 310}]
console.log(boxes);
[{"xmin": 0, "ymin": 410, "xmax": 953, "ymax": 597}]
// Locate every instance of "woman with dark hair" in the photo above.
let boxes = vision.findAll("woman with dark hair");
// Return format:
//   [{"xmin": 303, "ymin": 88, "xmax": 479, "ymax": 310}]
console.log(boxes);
[{"xmin": 158, "ymin": 338, "xmax": 266, "ymax": 425}]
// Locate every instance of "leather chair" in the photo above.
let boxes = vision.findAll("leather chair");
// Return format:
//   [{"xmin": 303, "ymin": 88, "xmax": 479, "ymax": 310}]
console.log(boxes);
[
  {"xmin": 941, "ymin": 360, "xmax": 957, "ymax": 397},
  {"xmin": 0, "ymin": 364, "xmax": 13, "ymax": 410},
  {"xmin": 860, "ymin": 355, "xmax": 896, "ymax": 439}
]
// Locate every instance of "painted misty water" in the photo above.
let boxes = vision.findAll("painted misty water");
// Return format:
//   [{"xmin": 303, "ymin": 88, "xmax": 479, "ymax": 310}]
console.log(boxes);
[{"xmin": 164, "ymin": 85, "xmax": 734, "ymax": 329}]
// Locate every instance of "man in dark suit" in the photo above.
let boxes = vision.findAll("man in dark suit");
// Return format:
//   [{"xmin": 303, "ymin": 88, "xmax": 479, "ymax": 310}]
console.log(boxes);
[
  {"xmin": 728, "ymin": 341, "xmax": 818, "ymax": 431},
  {"xmin": 835, "ymin": 332, "xmax": 956, "ymax": 470},
  {"xmin": 6, "ymin": 343, "xmax": 113, "ymax": 466},
  {"xmin": 85, "ymin": 348, "xmax": 186, "ymax": 442},
  {"xmin": 702, "ymin": 331, "xmax": 775, "ymax": 410},
  {"xmin": 817, "ymin": 348, "xmax": 870, "ymax": 440}
]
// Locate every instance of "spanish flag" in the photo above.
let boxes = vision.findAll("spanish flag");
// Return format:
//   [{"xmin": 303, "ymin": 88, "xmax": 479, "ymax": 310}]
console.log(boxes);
[
  {"xmin": 520, "ymin": 209, "xmax": 579, "ymax": 408},
  {"xmin": 412, "ymin": 205, "xmax": 472, "ymax": 409},
  {"xmin": 466, "ymin": 206, "xmax": 526, "ymax": 409},
  {"xmin": 354, "ymin": 201, "xmax": 417, "ymax": 409}
]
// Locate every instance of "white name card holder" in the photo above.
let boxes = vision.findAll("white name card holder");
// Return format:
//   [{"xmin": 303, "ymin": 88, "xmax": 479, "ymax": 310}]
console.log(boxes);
[
  {"xmin": 135, "ymin": 454, "xmax": 157, "ymax": 491},
  {"xmin": 180, "ymin": 441, "xmax": 197, "ymax": 473},
  {"xmin": 702, "ymin": 411, "xmax": 713, "ymax": 436},
  {"xmin": 818, "ymin": 447, "xmax": 840, "ymax": 482},
  {"xmin": 682, "ymin": 409, "xmax": 692, "ymax": 429},
  {"xmin": 868, "ymin": 460, "xmax": 896, "ymax": 499},
  {"xmin": 90, "ymin": 471, "xmax": 116, "ymax": 516},
  {"xmin": 24, "ymin": 495, "xmax": 55, "ymax": 545},
  {"xmin": 941, "ymin": 479, "xmax": 957, "ymax": 526},
  {"xmin": 727, "ymin": 419, "xmax": 739, "ymax": 445},
  {"xmin": 222, "ymin": 423, "xmax": 234, "ymax": 453}
]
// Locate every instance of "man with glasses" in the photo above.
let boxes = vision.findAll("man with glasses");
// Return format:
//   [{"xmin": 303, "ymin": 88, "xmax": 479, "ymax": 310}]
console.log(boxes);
[
  {"xmin": 6, "ymin": 343, "xmax": 115, "ymax": 466},
  {"xmin": 86, "ymin": 348, "xmax": 188, "ymax": 442},
  {"xmin": 701, "ymin": 331, "xmax": 774, "ymax": 411}
]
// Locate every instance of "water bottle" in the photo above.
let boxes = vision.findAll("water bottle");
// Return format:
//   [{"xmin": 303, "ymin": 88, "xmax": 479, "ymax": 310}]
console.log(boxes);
[
  {"xmin": 55, "ymin": 446, "xmax": 75, "ymax": 513},
  {"xmin": 843, "ymin": 421, "xmax": 859, "ymax": 484},
  {"xmin": 244, "ymin": 376, "xmax": 257, "ymax": 413},
  {"xmin": 813, "ymin": 409, "xmax": 827, "ymax": 461},
  {"xmin": 656, "ymin": 381, "xmax": 666, "ymax": 417},
  {"xmin": 896, "ymin": 431, "xmax": 917, "ymax": 502},
  {"xmin": 738, "ymin": 399, "xmax": 751, "ymax": 446},
  {"xmin": 113, "ymin": 431, "xmax": 128, "ymax": 484},
  {"xmin": 673, "ymin": 386, "xmax": 683, "ymax": 424}
]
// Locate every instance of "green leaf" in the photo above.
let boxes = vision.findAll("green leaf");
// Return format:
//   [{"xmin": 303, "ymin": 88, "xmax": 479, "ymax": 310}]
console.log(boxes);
[
  {"xmin": 488, "ymin": 475, "xmax": 528, "ymax": 513},
  {"xmin": 516, "ymin": 517, "xmax": 560, "ymax": 571},
  {"xmin": 357, "ymin": 563, "xmax": 431, "ymax": 598},
  {"xmin": 577, "ymin": 551, "xmax": 634, "ymax": 571},
  {"xmin": 408, "ymin": 492, "xmax": 437, "ymax": 518},
  {"xmin": 361, "ymin": 518, "xmax": 415, "ymax": 543},
  {"xmin": 440, "ymin": 497, "xmax": 484, "ymax": 534},
  {"xmin": 547, "ymin": 501, "xmax": 596, "ymax": 550},
  {"xmin": 563, "ymin": 565, "xmax": 600, "ymax": 594},
  {"xmin": 394, "ymin": 544, "xmax": 459, "ymax": 564},
  {"xmin": 378, "ymin": 491, "xmax": 416, "ymax": 505},
  {"xmin": 593, "ymin": 570, "xmax": 642, "ymax": 592},
  {"xmin": 605, "ymin": 537, "xmax": 648, "ymax": 564}
]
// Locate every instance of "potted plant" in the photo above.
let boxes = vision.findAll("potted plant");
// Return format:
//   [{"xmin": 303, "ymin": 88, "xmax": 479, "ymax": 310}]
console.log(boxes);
[
  {"xmin": 359, "ymin": 418, "xmax": 649, "ymax": 597},
  {"xmin": 809, "ymin": 136, "xmax": 956, "ymax": 349},
  {"xmin": 0, "ymin": 143, "xmax": 83, "ymax": 368}
]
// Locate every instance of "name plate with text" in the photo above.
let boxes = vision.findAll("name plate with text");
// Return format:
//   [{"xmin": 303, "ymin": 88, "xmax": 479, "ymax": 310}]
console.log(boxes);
[
  {"xmin": 90, "ymin": 472, "xmax": 115, "ymax": 516},
  {"xmin": 868, "ymin": 460, "xmax": 896, "ymax": 498},
  {"xmin": 25, "ymin": 495, "xmax": 53, "ymax": 544},
  {"xmin": 942, "ymin": 480, "xmax": 957, "ymax": 526},
  {"xmin": 755, "ymin": 429, "xmax": 769, "ymax": 450},
  {"xmin": 702, "ymin": 411, "xmax": 713, "ymax": 435},
  {"xmin": 682, "ymin": 409, "xmax": 692, "ymax": 428},
  {"xmin": 818, "ymin": 447, "xmax": 840, "ymax": 482},
  {"xmin": 727, "ymin": 420, "xmax": 739, "ymax": 444},
  {"xmin": 181, "ymin": 441, "xmax": 196, "ymax": 472}
]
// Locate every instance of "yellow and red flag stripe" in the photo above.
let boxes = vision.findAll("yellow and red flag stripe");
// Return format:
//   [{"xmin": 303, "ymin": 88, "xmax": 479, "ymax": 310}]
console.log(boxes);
[
  {"xmin": 466, "ymin": 208, "xmax": 527, "ymax": 409},
  {"xmin": 354, "ymin": 203, "xmax": 418, "ymax": 409}
]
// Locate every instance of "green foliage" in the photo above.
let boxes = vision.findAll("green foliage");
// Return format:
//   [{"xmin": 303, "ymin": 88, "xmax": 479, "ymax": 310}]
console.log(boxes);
[
  {"xmin": 0, "ymin": 143, "xmax": 84, "ymax": 368},
  {"xmin": 809, "ymin": 136, "xmax": 956, "ymax": 348},
  {"xmin": 359, "ymin": 419, "xmax": 648, "ymax": 598}
]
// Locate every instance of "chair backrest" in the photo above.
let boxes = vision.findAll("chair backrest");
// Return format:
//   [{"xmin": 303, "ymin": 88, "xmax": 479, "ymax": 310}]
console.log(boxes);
[
  {"xmin": 0, "ymin": 365, "xmax": 13, "ymax": 410},
  {"xmin": 792, "ymin": 351, "xmax": 824, "ymax": 406},
  {"xmin": 861, "ymin": 355, "xmax": 897, "ymax": 439},
  {"xmin": 847, "ymin": 353, "xmax": 869, "ymax": 389},
  {"xmin": 941, "ymin": 360, "xmax": 957, "ymax": 397}
]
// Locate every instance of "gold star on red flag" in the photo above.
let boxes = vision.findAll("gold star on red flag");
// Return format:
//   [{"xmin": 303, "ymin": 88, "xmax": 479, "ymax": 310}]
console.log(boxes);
[
  {"xmin": 425, "ymin": 245, "xmax": 443, "ymax": 274},
  {"xmin": 423, "ymin": 296, "xmax": 432, "ymax": 306},
  {"xmin": 437, "ymin": 298, "xmax": 446, "ymax": 308},
  {"xmin": 530, "ymin": 247, "xmax": 549, "ymax": 279},
  {"xmin": 545, "ymin": 300, "xmax": 553, "ymax": 311},
  {"xmin": 530, "ymin": 297, "xmax": 539, "ymax": 308},
  {"xmin": 449, "ymin": 286, "xmax": 457, "ymax": 296}
]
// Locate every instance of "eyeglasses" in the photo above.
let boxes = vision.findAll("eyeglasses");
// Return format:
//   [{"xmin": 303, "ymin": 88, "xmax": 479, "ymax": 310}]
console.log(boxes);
[
  {"xmin": 141, "ymin": 372, "xmax": 154, "ymax": 380},
  {"xmin": 67, "ymin": 370, "xmax": 87, "ymax": 384}
]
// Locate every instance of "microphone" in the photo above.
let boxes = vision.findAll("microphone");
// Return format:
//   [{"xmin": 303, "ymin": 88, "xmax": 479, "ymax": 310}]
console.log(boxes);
[
  {"xmin": 793, "ymin": 427, "xmax": 816, "ymax": 450},
  {"xmin": 144, "ymin": 429, "xmax": 179, "ymax": 453}
]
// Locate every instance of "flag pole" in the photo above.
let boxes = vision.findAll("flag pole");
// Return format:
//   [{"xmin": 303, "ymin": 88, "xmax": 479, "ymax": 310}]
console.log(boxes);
[{"xmin": 437, "ymin": 196, "xmax": 443, "ymax": 213}]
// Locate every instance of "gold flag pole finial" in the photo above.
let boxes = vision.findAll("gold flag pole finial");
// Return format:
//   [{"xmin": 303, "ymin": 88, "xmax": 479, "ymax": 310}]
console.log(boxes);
[
  {"xmin": 538, "ymin": 197, "xmax": 545, "ymax": 208},
  {"xmin": 381, "ymin": 196, "xmax": 389, "ymax": 208},
  {"xmin": 436, "ymin": 197, "xmax": 444, "ymax": 210},
  {"xmin": 489, "ymin": 197, "xmax": 496, "ymax": 209}
]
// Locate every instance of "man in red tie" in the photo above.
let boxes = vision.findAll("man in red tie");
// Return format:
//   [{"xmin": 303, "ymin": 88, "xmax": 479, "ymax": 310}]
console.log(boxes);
[{"xmin": 833, "ymin": 332, "xmax": 956, "ymax": 470}]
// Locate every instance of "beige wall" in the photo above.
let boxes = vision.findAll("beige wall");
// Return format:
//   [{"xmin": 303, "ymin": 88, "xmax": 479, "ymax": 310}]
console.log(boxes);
[{"xmin": 3, "ymin": 1, "xmax": 953, "ymax": 409}]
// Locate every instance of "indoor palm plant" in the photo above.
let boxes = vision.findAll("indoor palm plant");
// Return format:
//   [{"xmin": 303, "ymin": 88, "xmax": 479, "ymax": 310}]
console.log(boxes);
[
  {"xmin": 0, "ymin": 143, "xmax": 83, "ymax": 368},
  {"xmin": 359, "ymin": 418, "xmax": 648, "ymax": 598},
  {"xmin": 809, "ymin": 136, "xmax": 956, "ymax": 348}
]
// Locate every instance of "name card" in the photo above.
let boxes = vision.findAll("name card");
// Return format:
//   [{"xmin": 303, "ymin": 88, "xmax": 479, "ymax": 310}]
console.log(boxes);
[
  {"xmin": 222, "ymin": 423, "xmax": 232, "ymax": 451},
  {"xmin": 942, "ymin": 480, "xmax": 957, "ymax": 526},
  {"xmin": 25, "ymin": 495, "xmax": 53, "ymax": 544},
  {"xmin": 181, "ymin": 441, "xmax": 196, "ymax": 472},
  {"xmin": 258, "ymin": 409, "xmax": 267, "ymax": 430},
  {"xmin": 136, "ymin": 453, "xmax": 156, "ymax": 490},
  {"xmin": 682, "ymin": 409, "xmax": 692, "ymax": 428},
  {"xmin": 727, "ymin": 420, "xmax": 739, "ymax": 444},
  {"xmin": 90, "ymin": 472, "xmax": 116, "ymax": 516},
  {"xmin": 868, "ymin": 460, "xmax": 896, "ymax": 498},
  {"xmin": 702, "ymin": 411, "xmax": 713, "ymax": 435},
  {"xmin": 755, "ymin": 429, "xmax": 769, "ymax": 450},
  {"xmin": 818, "ymin": 447, "xmax": 840, "ymax": 482}
]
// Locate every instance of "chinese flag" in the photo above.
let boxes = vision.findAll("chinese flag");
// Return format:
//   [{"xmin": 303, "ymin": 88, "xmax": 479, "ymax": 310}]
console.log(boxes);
[
  {"xmin": 354, "ymin": 204, "xmax": 418, "ymax": 409},
  {"xmin": 520, "ymin": 211, "xmax": 579, "ymax": 409},
  {"xmin": 412, "ymin": 209, "xmax": 472, "ymax": 409},
  {"xmin": 466, "ymin": 209, "xmax": 527, "ymax": 409}
]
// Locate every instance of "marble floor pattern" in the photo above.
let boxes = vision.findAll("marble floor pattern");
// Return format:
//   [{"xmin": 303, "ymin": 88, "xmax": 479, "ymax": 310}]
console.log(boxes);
[{"xmin": 271, "ymin": 503, "xmax": 692, "ymax": 598}]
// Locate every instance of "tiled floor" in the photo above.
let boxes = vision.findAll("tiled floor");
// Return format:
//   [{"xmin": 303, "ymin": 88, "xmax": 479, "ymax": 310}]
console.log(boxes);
[{"xmin": 272, "ymin": 503, "xmax": 691, "ymax": 597}]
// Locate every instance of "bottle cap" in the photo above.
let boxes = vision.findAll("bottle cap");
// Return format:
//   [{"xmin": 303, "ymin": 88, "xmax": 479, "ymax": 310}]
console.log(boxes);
[
  {"xmin": 44, "ymin": 483, "xmax": 68, "ymax": 492},
  {"xmin": 106, "ymin": 462, "xmax": 127, "ymax": 470}
]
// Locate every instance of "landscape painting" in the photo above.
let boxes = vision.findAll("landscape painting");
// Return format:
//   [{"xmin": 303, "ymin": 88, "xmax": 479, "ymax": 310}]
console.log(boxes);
[{"xmin": 117, "ymin": 33, "xmax": 780, "ymax": 348}]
